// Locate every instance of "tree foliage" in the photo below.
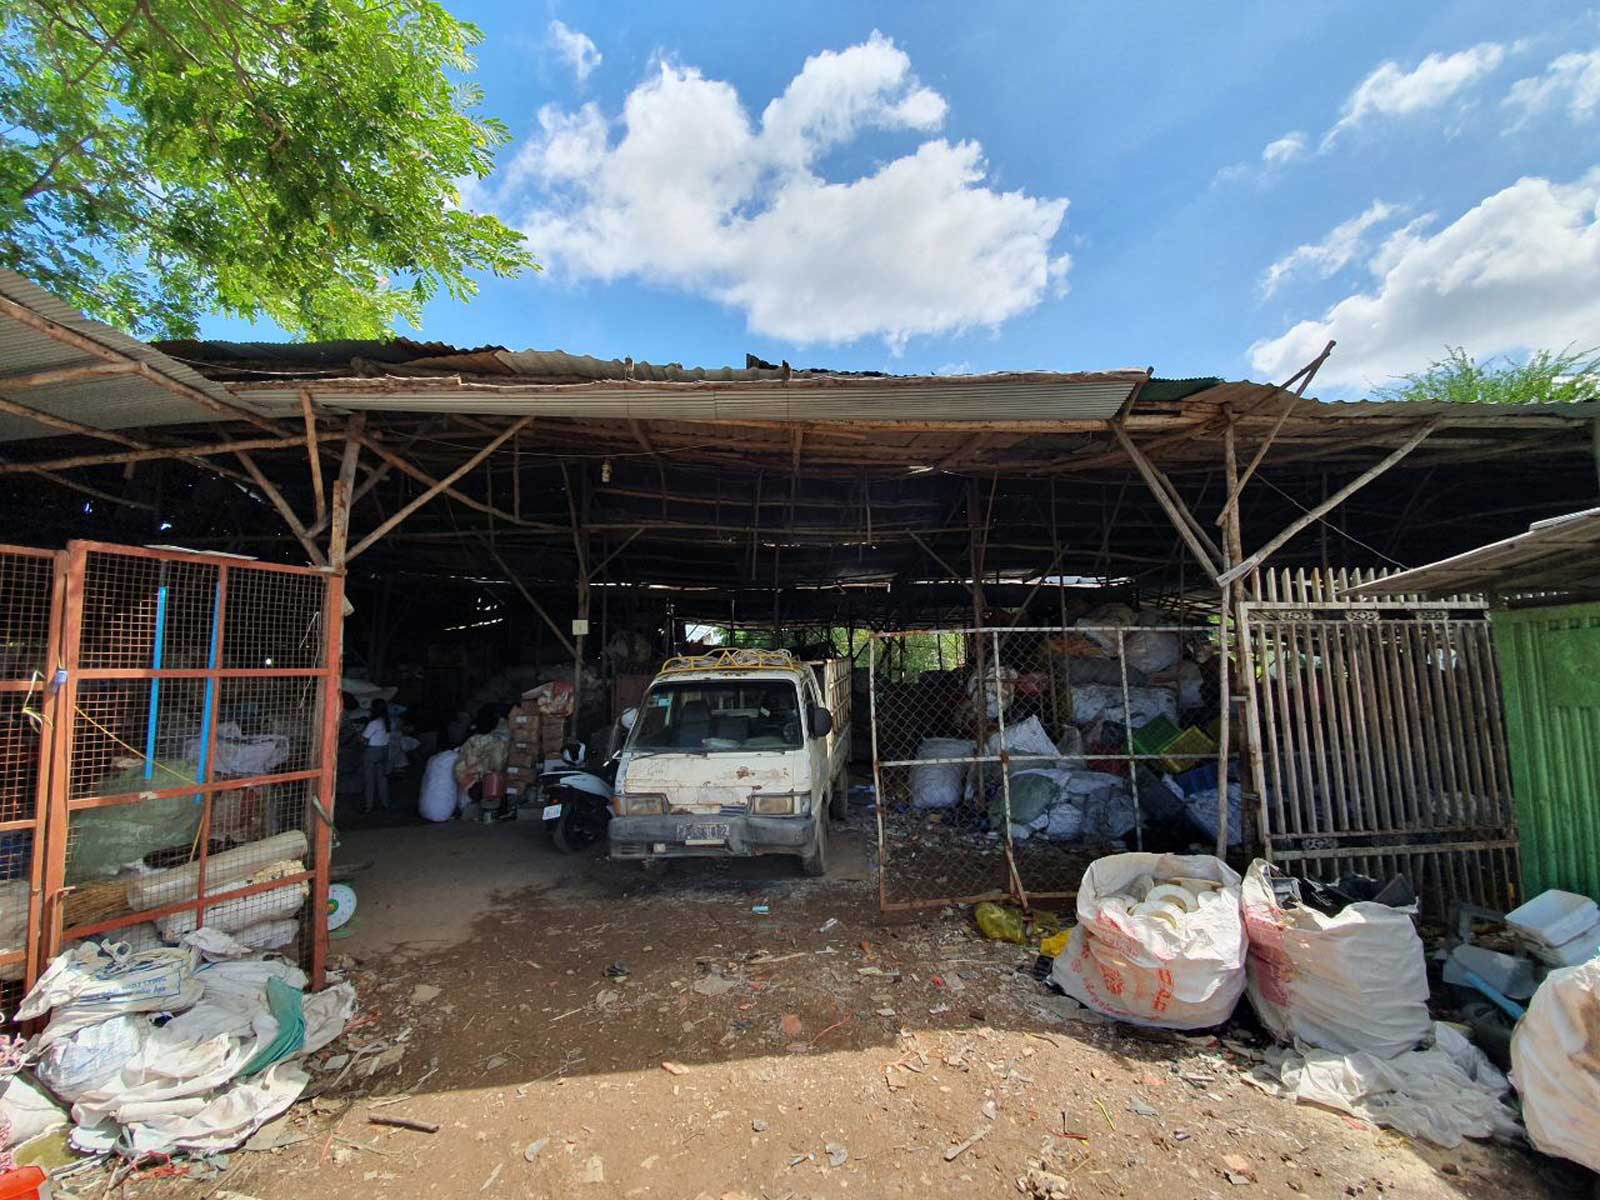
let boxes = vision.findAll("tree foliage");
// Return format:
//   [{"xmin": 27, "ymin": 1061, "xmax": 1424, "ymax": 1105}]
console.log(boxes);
[
  {"xmin": 1, "ymin": 0, "xmax": 534, "ymax": 338},
  {"xmin": 1373, "ymin": 346, "xmax": 1600, "ymax": 406}
]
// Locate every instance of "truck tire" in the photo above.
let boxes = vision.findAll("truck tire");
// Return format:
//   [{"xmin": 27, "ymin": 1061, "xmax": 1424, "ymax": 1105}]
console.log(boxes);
[{"xmin": 801, "ymin": 808, "xmax": 829, "ymax": 877}]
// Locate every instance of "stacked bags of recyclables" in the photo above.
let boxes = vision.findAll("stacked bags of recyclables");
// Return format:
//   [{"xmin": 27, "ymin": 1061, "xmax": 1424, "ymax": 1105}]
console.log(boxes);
[
  {"xmin": 1050, "ymin": 853, "xmax": 1246, "ymax": 1030},
  {"xmin": 1239, "ymin": 860, "xmax": 1516, "ymax": 1147},
  {"xmin": 1511, "ymin": 957, "xmax": 1600, "ymax": 1171}
]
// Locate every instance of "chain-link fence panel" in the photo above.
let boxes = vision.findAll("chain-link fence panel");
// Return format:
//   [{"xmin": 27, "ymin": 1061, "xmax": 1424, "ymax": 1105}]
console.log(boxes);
[{"xmin": 871, "ymin": 620, "xmax": 1234, "ymax": 910}]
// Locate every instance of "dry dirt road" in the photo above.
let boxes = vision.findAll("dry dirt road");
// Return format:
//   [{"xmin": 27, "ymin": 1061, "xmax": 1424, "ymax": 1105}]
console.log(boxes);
[{"xmin": 129, "ymin": 815, "xmax": 1591, "ymax": 1200}]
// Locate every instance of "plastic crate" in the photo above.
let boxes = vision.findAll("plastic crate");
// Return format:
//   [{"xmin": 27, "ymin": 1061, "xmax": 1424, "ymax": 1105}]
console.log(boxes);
[
  {"xmin": 1130, "ymin": 715, "xmax": 1182, "ymax": 762},
  {"xmin": 1160, "ymin": 725, "xmax": 1217, "ymax": 773}
]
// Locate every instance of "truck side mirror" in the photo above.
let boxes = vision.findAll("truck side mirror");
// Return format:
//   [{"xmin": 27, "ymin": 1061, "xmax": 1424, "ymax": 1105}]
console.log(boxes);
[{"xmin": 808, "ymin": 704, "xmax": 834, "ymax": 738}]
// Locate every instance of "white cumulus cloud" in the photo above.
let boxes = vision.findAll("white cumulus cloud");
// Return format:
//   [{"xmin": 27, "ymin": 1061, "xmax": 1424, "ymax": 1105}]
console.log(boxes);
[
  {"xmin": 1249, "ymin": 169, "xmax": 1600, "ymax": 389},
  {"xmin": 1504, "ymin": 47, "xmax": 1600, "ymax": 124},
  {"xmin": 1262, "ymin": 131, "xmax": 1308, "ymax": 165},
  {"xmin": 495, "ymin": 31, "xmax": 1070, "ymax": 350},
  {"xmin": 548, "ymin": 19, "xmax": 601, "ymax": 83},
  {"xmin": 1323, "ymin": 43, "xmax": 1505, "ymax": 149},
  {"xmin": 1258, "ymin": 200, "xmax": 1403, "ymax": 297}
]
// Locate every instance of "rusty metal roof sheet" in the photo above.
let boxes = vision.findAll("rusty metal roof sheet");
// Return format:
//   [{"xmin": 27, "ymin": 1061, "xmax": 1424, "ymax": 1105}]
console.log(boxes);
[
  {"xmin": 0, "ymin": 269, "xmax": 267, "ymax": 443},
  {"xmin": 1345, "ymin": 507, "xmax": 1600, "ymax": 597}
]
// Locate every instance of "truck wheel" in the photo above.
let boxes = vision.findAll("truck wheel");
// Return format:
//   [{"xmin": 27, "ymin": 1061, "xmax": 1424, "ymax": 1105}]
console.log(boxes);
[
  {"xmin": 828, "ymin": 766, "xmax": 848, "ymax": 821},
  {"xmin": 801, "ymin": 809, "xmax": 829, "ymax": 877}
]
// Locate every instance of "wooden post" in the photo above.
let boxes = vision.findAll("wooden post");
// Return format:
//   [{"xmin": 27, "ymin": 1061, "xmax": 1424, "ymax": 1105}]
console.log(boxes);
[
  {"xmin": 1217, "ymin": 419, "xmax": 1442, "ymax": 587},
  {"xmin": 563, "ymin": 464, "xmax": 591, "ymax": 737},
  {"xmin": 1215, "ymin": 339, "xmax": 1335, "ymax": 528},
  {"xmin": 299, "ymin": 390, "xmax": 327, "ymax": 528},
  {"xmin": 346, "ymin": 417, "xmax": 533, "ymax": 561},
  {"xmin": 1215, "ymin": 418, "xmax": 1238, "ymax": 856},
  {"xmin": 327, "ymin": 414, "xmax": 365, "ymax": 569},
  {"xmin": 235, "ymin": 452, "xmax": 327, "ymax": 567},
  {"xmin": 1112, "ymin": 425, "xmax": 1221, "ymax": 581}
]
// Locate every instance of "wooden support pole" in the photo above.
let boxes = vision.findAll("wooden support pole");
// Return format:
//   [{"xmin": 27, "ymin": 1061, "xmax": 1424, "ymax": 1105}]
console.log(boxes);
[
  {"xmin": 351, "ymin": 427, "xmax": 552, "ymax": 530},
  {"xmin": 347, "ymin": 417, "xmax": 532, "ymax": 561},
  {"xmin": 483, "ymin": 540, "xmax": 578, "ymax": 658},
  {"xmin": 588, "ymin": 527, "xmax": 643, "ymax": 580},
  {"xmin": 563, "ymin": 463, "xmax": 592, "ymax": 729},
  {"xmin": 908, "ymin": 531, "xmax": 975, "ymax": 595},
  {"xmin": 327, "ymin": 414, "xmax": 364, "ymax": 569},
  {"xmin": 0, "ymin": 360, "xmax": 141, "ymax": 391},
  {"xmin": 235, "ymin": 452, "xmax": 328, "ymax": 567},
  {"xmin": 1216, "ymin": 340, "xmax": 1335, "ymax": 527},
  {"xmin": 1112, "ymin": 424, "xmax": 1221, "ymax": 581},
  {"xmin": 0, "ymin": 434, "xmax": 312, "ymax": 475},
  {"xmin": 28, "ymin": 468, "xmax": 157, "ymax": 512},
  {"xmin": 299, "ymin": 390, "xmax": 327, "ymax": 528},
  {"xmin": 0, "ymin": 391, "xmax": 148, "ymax": 447},
  {"xmin": 1215, "ymin": 415, "xmax": 1240, "ymax": 857},
  {"xmin": 1217, "ymin": 418, "xmax": 1442, "ymax": 587}
]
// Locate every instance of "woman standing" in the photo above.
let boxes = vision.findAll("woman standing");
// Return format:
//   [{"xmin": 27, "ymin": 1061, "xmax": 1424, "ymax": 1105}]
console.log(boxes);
[{"xmin": 362, "ymin": 698, "xmax": 393, "ymax": 814}]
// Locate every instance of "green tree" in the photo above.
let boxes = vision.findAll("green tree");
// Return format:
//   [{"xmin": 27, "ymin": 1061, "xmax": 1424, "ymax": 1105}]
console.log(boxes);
[
  {"xmin": 1374, "ymin": 346, "xmax": 1600, "ymax": 406},
  {"xmin": 1, "ymin": 0, "xmax": 534, "ymax": 338}
]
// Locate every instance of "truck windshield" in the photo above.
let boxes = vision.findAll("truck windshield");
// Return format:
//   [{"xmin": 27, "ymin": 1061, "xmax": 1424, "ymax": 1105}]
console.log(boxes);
[{"xmin": 629, "ymin": 679, "xmax": 803, "ymax": 752}]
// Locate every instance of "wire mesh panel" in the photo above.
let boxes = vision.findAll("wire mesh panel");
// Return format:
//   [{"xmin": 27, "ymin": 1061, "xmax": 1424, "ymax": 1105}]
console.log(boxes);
[
  {"xmin": 870, "ymin": 621, "xmax": 1232, "ymax": 910},
  {"xmin": 0, "ymin": 546, "xmax": 62, "ymax": 1018},
  {"xmin": 43, "ymin": 543, "xmax": 339, "ymax": 987},
  {"xmin": 1240, "ymin": 568, "xmax": 1517, "ymax": 915}
]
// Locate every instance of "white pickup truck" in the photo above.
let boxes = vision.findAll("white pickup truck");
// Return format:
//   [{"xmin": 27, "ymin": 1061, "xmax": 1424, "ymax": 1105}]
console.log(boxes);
[{"xmin": 607, "ymin": 649, "xmax": 852, "ymax": 875}]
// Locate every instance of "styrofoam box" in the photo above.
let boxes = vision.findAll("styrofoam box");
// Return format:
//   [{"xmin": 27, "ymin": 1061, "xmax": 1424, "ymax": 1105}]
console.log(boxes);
[
  {"xmin": 1532, "ymin": 920, "xmax": 1600, "ymax": 968},
  {"xmin": 1507, "ymin": 889, "xmax": 1600, "ymax": 949}
]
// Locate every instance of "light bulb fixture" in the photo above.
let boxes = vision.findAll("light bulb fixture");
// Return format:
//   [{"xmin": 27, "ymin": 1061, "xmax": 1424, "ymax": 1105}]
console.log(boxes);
[{"xmin": 601, "ymin": 458, "xmax": 613, "ymax": 483}]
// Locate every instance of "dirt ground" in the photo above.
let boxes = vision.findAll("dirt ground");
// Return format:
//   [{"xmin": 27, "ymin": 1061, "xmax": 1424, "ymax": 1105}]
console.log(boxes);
[{"xmin": 124, "ymin": 806, "xmax": 1593, "ymax": 1200}]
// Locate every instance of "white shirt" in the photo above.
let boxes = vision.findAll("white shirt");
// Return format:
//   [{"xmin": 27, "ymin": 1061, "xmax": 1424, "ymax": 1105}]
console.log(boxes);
[{"xmin": 361, "ymin": 718, "xmax": 391, "ymax": 748}]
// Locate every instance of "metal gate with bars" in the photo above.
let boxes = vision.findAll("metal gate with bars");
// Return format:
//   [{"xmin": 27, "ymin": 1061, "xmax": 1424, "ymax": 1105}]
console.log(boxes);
[
  {"xmin": 1238, "ymin": 569, "xmax": 1518, "ymax": 913},
  {"xmin": 0, "ymin": 541, "xmax": 341, "ymax": 1016}
]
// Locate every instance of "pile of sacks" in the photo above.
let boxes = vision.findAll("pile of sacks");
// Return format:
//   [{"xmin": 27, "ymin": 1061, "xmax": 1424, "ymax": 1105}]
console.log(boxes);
[
  {"xmin": 910, "ymin": 716, "xmax": 1137, "ymax": 841},
  {"xmin": 0, "ymin": 932, "xmax": 354, "ymax": 1160},
  {"xmin": 1047, "ymin": 854, "xmax": 1520, "ymax": 1148}
]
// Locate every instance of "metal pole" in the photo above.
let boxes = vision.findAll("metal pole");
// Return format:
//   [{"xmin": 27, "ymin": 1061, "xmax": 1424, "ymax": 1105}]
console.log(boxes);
[{"xmin": 1117, "ymin": 627, "xmax": 1143, "ymax": 851}]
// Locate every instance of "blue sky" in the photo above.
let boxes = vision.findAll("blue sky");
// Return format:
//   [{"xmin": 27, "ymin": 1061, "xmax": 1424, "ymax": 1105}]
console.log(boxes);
[{"xmin": 208, "ymin": 3, "xmax": 1600, "ymax": 395}]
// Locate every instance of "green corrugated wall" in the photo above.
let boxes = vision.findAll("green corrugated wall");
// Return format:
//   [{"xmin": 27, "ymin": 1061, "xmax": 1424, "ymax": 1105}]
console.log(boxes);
[{"xmin": 1491, "ymin": 602, "xmax": 1600, "ymax": 902}]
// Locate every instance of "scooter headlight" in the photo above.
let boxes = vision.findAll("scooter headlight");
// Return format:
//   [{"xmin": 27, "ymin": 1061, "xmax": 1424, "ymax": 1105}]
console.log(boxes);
[{"xmin": 615, "ymin": 792, "xmax": 667, "ymax": 816}]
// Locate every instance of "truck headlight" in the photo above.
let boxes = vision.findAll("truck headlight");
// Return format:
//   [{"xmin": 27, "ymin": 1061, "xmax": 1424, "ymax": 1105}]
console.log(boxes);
[
  {"xmin": 615, "ymin": 792, "xmax": 666, "ymax": 816},
  {"xmin": 751, "ymin": 792, "xmax": 797, "ymax": 815}
]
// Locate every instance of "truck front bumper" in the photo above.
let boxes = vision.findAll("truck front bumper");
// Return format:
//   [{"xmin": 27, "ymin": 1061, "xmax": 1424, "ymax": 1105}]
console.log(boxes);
[{"xmin": 608, "ymin": 812, "xmax": 814, "ymax": 859}]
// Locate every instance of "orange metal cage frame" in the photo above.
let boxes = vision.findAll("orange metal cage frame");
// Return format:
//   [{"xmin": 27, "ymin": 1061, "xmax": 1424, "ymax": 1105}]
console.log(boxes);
[{"xmin": 2, "ymin": 540, "xmax": 342, "ymax": 1002}]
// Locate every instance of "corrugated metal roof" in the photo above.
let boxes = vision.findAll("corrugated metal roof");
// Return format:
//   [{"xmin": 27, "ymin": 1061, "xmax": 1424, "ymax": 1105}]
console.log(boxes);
[
  {"xmin": 1345, "ymin": 507, "xmax": 1600, "ymax": 598},
  {"xmin": 0, "ymin": 269, "xmax": 265, "ymax": 443},
  {"xmin": 232, "ymin": 371, "xmax": 1146, "ymax": 423}
]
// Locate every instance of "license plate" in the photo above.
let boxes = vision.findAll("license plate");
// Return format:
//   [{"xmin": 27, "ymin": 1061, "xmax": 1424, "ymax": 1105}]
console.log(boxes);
[
  {"xmin": 684, "ymin": 823, "xmax": 731, "ymax": 845},
  {"xmin": 542, "ymin": 803, "xmax": 562, "ymax": 820}
]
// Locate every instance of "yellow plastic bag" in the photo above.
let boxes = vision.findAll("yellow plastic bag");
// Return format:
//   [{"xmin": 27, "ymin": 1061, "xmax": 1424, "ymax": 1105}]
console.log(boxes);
[
  {"xmin": 1039, "ymin": 929, "xmax": 1071, "ymax": 959},
  {"xmin": 975, "ymin": 902, "xmax": 1027, "ymax": 945}
]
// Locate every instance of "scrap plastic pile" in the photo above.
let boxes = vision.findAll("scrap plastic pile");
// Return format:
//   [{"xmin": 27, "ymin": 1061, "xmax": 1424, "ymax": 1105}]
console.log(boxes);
[{"xmin": 0, "ymin": 932, "xmax": 354, "ymax": 1162}]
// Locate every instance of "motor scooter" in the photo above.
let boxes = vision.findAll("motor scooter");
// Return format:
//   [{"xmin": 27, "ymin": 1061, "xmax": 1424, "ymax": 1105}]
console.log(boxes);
[{"xmin": 539, "ymin": 709, "xmax": 633, "ymax": 853}]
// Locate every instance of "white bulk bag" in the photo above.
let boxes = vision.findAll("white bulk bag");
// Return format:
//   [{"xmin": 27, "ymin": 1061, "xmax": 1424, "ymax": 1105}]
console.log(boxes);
[
  {"xmin": 1050, "ymin": 853, "xmax": 1246, "ymax": 1029},
  {"xmin": 1511, "ymin": 957, "xmax": 1600, "ymax": 1172},
  {"xmin": 1241, "ymin": 860, "xmax": 1429, "ymax": 1058},
  {"xmin": 418, "ymin": 749, "xmax": 462, "ymax": 822},
  {"xmin": 910, "ymin": 738, "xmax": 971, "ymax": 810}
]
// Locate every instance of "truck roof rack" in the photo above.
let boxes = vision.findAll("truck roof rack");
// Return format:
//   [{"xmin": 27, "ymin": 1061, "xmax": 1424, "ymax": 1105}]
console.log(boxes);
[{"xmin": 658, "ymin": 648, "xmax": 799, "ymax": 674}]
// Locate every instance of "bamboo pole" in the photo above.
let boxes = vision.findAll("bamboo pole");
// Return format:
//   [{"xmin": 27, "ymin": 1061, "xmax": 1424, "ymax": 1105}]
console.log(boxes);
[
  {"xmin": 1112, "ymin": 424, "xmax": 1221, "ymax": 580},
  {"xmin": 1217, "ymin": 419, "xmax": 1443, "ymax": 587},
  {"xmin": 483, "ymin": 540, "xmax": 578, "ymax": 658},
  {"xmin": 1215, "ymin": 340, "xmax": 1335, "ymax": 527},
  {"xmin": 351, "ymin": 428, "xmax": 555, "ymax": 529},
  {"xmin": 235, "ymin": 451, "xmax": 327, "ymax": 567},
  {"xmin": 327, "ymin": 414, "xmax": 365, "ymax": 569},
  {"xmin": 299, "ymin": 390, "xmax": 327, "ymax": 528},
  {"xmin": 0, "ymin": 434, "xmax": 313, "ymax": 475},
  {"xmin": 347, "ymin": 417, "xmax": 533, "ymax": 561}
]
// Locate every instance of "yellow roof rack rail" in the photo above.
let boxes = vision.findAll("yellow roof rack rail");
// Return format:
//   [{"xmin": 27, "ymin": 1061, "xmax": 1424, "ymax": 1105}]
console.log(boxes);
[{"xmin": 658, "ymin": 648, "xmax": 799, "ymax": 674}]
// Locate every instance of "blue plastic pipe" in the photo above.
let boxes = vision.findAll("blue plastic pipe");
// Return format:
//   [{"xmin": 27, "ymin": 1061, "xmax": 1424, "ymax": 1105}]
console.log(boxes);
[
  {"xmin": 194, "ymin": 579, "xmax": 224, "ymax": 804},
  {"xmin": 143, "ymin": 584, "xmax": 169, "ymax": 780}
]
